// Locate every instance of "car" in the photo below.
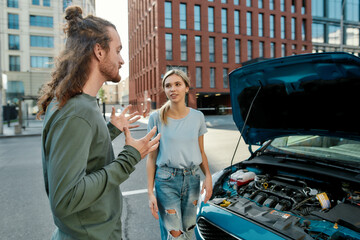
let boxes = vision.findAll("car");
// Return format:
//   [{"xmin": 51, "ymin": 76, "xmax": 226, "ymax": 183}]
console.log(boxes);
[{"xmin": 195, "ymin": 52, "xmax": 360, "ymax": 240}]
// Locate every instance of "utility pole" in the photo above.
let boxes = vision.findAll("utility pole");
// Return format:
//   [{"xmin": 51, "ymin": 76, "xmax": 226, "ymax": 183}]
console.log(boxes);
[
  {"xmin": 0, "ymin": 30, "xmax": 3, "ymax": 135},
  {"xmin": 340, "ymin": 0, "xmax": 346, "ymax": 52}
]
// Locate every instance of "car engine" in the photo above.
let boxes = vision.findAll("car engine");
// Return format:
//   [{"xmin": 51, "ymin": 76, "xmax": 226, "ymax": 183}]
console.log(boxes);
[{"xmin": 211, "ymin": 167, "xmax": 360, "ymax": 239}]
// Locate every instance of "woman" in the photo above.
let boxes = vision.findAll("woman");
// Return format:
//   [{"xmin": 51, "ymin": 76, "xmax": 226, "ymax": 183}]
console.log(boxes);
[{"xmin": 146, "ymin": 69, "xmax": 212, "ymax": 239}]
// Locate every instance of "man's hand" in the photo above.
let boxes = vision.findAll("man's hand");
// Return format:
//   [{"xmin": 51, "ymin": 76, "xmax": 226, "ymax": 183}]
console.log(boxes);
[
  {"xmin": 110, "ymin": 105, "xmax": 141, "ymax": 132},
  {"xmin": 124, "ymin": 126, "xmax": 160, "ymax": 159}
]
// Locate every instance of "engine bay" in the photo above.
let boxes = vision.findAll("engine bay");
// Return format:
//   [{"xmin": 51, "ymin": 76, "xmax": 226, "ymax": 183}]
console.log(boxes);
[{"xmin": 210, "ymin": 164, "xmax": 360, "ymax": 240}]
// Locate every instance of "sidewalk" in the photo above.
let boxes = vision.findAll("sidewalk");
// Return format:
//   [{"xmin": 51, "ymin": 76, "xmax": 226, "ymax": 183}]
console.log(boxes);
[{"xmin": 0, "ymin": 114, "xmax": 236, "ymax": 138}]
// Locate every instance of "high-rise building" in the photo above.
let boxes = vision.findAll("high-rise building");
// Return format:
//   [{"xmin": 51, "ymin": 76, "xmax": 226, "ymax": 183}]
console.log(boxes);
[
  {"xmin": 0, "ymin": 0, "xmax": 95, "ymax": 105},
  {"xmin": 128, "ymin": 0, "xmax": 312, "ymax": 114},
  {"xmin": 312, "ymin": 0, "xmax": 360, "ymax": 55}
]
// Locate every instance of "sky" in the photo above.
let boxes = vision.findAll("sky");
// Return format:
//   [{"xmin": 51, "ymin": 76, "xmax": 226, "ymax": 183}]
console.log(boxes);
[{"xmin": 95, "ymin": 0, "xmax": 129, "ymax": 79}]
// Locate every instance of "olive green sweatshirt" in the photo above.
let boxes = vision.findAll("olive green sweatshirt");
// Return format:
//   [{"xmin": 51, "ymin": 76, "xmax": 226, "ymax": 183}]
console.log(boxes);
[{"xmin": 42, "ymin": 93, "xmax": 141, "ymax": 240}]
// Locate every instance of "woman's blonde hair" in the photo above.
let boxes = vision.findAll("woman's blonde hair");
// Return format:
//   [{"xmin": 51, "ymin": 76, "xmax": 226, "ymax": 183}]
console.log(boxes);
[{"xmin": 159, "ymin": 69, "xmax": 190, "ymax": 124}]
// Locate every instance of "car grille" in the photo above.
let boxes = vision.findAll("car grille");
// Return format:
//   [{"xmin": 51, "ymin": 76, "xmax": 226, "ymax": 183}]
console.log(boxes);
[{"xmin": 196, "ymin": 217, "xmax": 240, "ymax": 240}]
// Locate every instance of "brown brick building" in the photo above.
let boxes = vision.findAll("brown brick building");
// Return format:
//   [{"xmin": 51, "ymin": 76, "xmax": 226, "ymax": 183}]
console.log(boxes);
[{"xmin": 128, "ymin": 0, "xmax": 312, "ymax": 115}]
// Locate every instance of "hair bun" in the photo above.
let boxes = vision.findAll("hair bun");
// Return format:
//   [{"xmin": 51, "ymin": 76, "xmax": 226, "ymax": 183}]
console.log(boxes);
[{"xmin": 65, "ymin": 6, "xmax": 83, "ymax": 21}]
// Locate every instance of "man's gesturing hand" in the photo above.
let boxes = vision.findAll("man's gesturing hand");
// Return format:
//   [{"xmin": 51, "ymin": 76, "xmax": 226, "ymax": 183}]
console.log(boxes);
[
  {"xmin": 110, "ymin": 105, "xmax": 140, "ymax": 132},
  {"xmin": 124, "ymin": 126, "xmax": 160, "ymax": 159}
]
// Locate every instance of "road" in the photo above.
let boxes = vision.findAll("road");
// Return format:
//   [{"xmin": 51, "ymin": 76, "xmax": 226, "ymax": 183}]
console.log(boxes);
[{"xmin": 0, "ymin": 115, "xmax": 253, "ymax": 240}]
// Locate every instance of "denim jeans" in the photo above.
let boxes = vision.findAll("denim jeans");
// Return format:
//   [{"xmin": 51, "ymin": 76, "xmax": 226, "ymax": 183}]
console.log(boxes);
[{"xmin": 155, "ymin": 166, "xmax": 200, "ymax": 240}]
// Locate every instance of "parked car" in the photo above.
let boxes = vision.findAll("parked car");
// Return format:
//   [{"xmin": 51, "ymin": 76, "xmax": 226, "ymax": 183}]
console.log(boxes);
[{"xmin": 195, "ymin": 52, "xmax": 360, "ymax": 240}]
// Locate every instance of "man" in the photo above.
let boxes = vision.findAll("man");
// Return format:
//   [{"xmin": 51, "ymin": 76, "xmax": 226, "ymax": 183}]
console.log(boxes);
[{"xmin": 37, "ymin": 6, "xmax": 160, "ymax": 240}]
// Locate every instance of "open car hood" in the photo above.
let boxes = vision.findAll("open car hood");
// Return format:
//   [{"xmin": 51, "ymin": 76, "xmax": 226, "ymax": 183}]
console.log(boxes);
[{"xmin": 229, "ymin": 52, "xmax": 360, "ymax": 145}]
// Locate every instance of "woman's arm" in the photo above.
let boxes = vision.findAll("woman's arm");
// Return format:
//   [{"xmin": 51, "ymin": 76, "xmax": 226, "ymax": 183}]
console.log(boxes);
[
  {"xmin": 198, "ymin": 135, "xmax": 212, "ymax": 203},
  {"xmin": 146, "ymin": 149, "xmax": 159, "ymax": 219}
]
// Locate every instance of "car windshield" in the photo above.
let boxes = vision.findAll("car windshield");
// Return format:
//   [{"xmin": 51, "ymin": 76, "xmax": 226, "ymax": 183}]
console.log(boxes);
[{"xmin": 267, "ymin": 135, "xmax": 360, "ymax": 164}]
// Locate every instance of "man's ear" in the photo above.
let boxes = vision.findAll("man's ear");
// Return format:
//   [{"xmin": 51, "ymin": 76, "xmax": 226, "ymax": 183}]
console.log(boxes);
[{"xmin": 93, "ymin": 43, "xmax": 104, "ymax": 61}]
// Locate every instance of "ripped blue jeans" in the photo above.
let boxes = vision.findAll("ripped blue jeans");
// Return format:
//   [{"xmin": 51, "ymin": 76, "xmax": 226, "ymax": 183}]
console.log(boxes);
[{"xmin": 155, "ymin": 166, "xmax": 200, "ymax": 240}]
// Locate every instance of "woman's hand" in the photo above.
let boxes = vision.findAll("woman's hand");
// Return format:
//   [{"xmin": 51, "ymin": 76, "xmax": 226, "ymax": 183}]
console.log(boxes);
[
  {"xmin": 148, "ymin": 193, "xmax": 159, "ymax": 219},
  {"xmin": 201, "ymin": 175, "xmax": 213, "ymax": 204},
  {"xmin": 110, "ymin": 105, "xmax": 141, "ymax": 131}
]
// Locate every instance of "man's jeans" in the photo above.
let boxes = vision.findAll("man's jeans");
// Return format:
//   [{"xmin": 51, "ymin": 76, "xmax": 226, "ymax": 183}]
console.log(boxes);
[{"xmin": 155, "ymin": 166, "xmax": 200, "ymax": 240}]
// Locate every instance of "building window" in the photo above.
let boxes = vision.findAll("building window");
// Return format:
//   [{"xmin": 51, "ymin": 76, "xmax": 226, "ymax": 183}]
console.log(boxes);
[
  {"xmin": 234, "ymin": 10, "xmax": 240, "ymax": 34},
  {"xmin": 259, "ymin": 41, "xmax": 264, "ymax": 58},
  {"xmin": 329, "ymin": 0, "xmax": 341, "ymax": 19},
  {"xmin": 280, "ymin": 0, "xmax": 285, "ymax": 11},
  {"xmin": 221, "ymin": 0, "xmax": 227, "ymax": 3},
  {"xmin": 7, "ymin": 0, "xmax": 18, "ymax": 8},
  {"xmin": 281, "ymin": 16, "xmax": 285, "ymax": 39},
  {"xmin": 210, "ymin": 68, "xmax": 215, "ymax": 88},
  {"xmin": 302, "ymin": 19, "xmax": 306, "ymax": 41},
  {"xmin": 258, "ymin": 13, "xmax": 264, "ymax": 37},
  {"xmin": 247, "ymin": 12, "xmax": 252, "ymax": 35},
  {"xmin": 9, "ymin": 55, "xmax": 20, "ymax": 71},
  {"xmin": 195, "ymin": 36, "xmax": 202, "ymax": 62},
  {"xmin": 312, "ymin": 23, "xmax": 325, "ymax": 43},
  {"xmin": 291, "ymin": 0, "xmax": 296, "ymax": 13},
  {"xmin": 271, "ymin": 42, "xmax": 275, "ymax": 58},
  {"xmin": 32, "ymin": 0, "xmax": 40, "ymax": 5},
  {"xmin": 194, "ymin": 5, "xmax": 201, "ymax": 31},
  {"xmin": 270, "ymin": 0, "xmax": 274, "ymax": 10},
  {"xmin": 235, "ymin": 39, "xmax": 241, "ymax": 64},
  {"xmin": 209, "ymin": 37, "xmax": 215, "ymax": 62},
  {"xmin": 196, "ymin": 67, "xmax": 202, "ymax": 88},
  {"xmin": 247, "ymin": 40, "xmax": 252, "ymax": 60},
  {"xmin": 180, "ymin": 3, "xmax": 187, "ymax": 29},
  {"xmin": 208, "ymin": 7, "xmax": 215, "ymax": 32},
  {"xmin": 312, "ymin": 0, "xmax": 324, "ymax": 17},
  {"xmin": 328, "ymin": 25, "xmax": 341, "ymax": 44},
  {"xmin": 30, "ymin": 35, "xmax": 54, "ymax": 48},
  {"xmin": 30, "ymin": 15, "xmax": 53, "ymax": 28},
  {"xmin": 223, "ymin": 68, "xmax": 229, "ymax": 88},
  {"xmin": 43, "ymin": 0, "xmax": 50, "ymax": 7},
  {"xmin": 234, "ymin": 0, "xmax": 239, "ymax": 5},
  {"xmin": 31, "ymin": 56, "xmax": 53, "ymax": 68},
  {"xmin": 270, "ymin": 15, "xmax": 275, "ymax": 38},
  {"xmin": 346, "ymin": 0, "xmax": 359, "ymax": 21},
  {"xmin": 302, "ymin": 0, "xmax": 306, "ymax": 14},
  {"xmin": 8, "ymin": 35, "xmax": 20, "ymax": 50},
  {"xmin": 180, "ymin": 34, "xmax": 187, "ymax": 61},
  {"xmin": 165, "ymin": 1, "xmax": 172, "ymax": 28},
  {"xmin": 63, "ymin": 0, "xmax": 72, "ymax": 11},
  {"xmin": 258, "ymin": 0, "xmax": 263, "ymax": 8},
  {"xmin": 247, "ymin": 0, "xmax": 252, "ymax": 7},
  {"xmin": 222, "ymin": 38, "xmax": 228, "ymax": 63},
  {"xmin": 291, "ymin": 18, "xmax": 296, "ymax": 40},
  {"xmin": 346, "ymin": 27, "xmax": 360, "ymax": 46},
  {"xmin": 221, "ymin": 9, "xmax": 227, "ymax": 33},
  {"xmin": 165, "ymin": 33, "xmax": 172, "ymax": 60},
  {"xmin": 8, "ymin": 13, "xmax": 19, "ymax": 29},
  {"xmin": 282, "ymin": 43, "xmax": 286, "ymax": 57}
]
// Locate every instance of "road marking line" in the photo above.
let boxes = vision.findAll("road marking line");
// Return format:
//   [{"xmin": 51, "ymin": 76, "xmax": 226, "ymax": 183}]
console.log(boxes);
[{"xmin": 122, "ymin": 188, "xmax": 148, "ymax": 196}]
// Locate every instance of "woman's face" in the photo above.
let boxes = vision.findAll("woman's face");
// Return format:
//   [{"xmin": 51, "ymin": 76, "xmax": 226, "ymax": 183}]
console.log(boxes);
[{"xmin": 164, "ymin": 74, "xmax": 189, "ymax": 103}]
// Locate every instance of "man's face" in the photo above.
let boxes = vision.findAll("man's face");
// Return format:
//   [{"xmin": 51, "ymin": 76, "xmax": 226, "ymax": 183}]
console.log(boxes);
[{"xmin": 99, "ymin": 27, "xmax": 124, "ymax": 83}]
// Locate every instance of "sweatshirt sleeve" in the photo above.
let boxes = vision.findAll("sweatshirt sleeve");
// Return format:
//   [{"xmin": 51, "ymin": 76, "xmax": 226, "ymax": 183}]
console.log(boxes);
[
  {"xmin": 46, "ymin": 116, "xmax": 140, "ymax": 218},
  {"xmin": 107, "ymin": 121, "xmax": 122, "ymax": 141}
]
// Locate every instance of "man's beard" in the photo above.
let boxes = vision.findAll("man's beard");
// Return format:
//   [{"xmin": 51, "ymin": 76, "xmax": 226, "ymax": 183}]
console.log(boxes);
[{"xmin": 99, "ymin": 58, "xmax": 121, "ymax": 83}]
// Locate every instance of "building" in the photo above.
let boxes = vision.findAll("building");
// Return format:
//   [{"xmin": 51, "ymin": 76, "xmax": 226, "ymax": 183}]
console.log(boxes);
[
  {"xmin": 0, "ymin": 0, "xmax": 95, "ymax": 106},
  {"xmin": 312, "ymin": 0, "xmax": 360, "ymax": 55},
  {"xmin": 128, "ymin": 0, "xmax": 312, "ymax": 115}
]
